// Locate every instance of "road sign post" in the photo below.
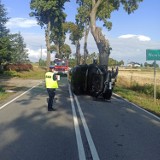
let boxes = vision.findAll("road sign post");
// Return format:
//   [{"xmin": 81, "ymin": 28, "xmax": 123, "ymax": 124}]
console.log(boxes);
[
  {"xmin": 146, "ymin": 49, "xmax": 160, "ymax": 60},
  {"xmin": 146, "ymin": 49, "xmax": 160, "ymax": 103},
  {"xmin": 154, "ymin": 60, "xmax": 156, "ymax": 103}
]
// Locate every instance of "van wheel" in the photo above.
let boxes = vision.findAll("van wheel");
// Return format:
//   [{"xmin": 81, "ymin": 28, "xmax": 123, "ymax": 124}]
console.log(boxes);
[{"xmin": 103, "ymin": 90, "xmax": 112, "ymax": 100}]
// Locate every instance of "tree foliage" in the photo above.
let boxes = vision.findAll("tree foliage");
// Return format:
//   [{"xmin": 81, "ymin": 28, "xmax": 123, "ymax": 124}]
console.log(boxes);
[
  {"xmin": 76, "ymin": 5, "xmax": 90, "ymax": 64},
  {"xmin": 109, "ymin": 58, "xmax": 124, "ymax": 66},
  {"xmin": 30, "ymin": 0, "xmax": 69, "ymax": 70},
  {"xmin": 50, "ymin": 43, "xmax": 71, "ymax": 59},
  {"xmin": 10, "ymin": 33, "xmax": 29, "ymax": 63},
  {"xmin": 0, "ymin": 1, "xmax": 29, "ymax": 66},
  {"xmin": 60, "ymin": 43, "xmax": 71, "ymax": 58},
  {"xmin": 0, "ymin": 37, "xmax": 12, "ymax": 65},
  {"xmin": 63, "ymin": 22, "xmax": 83, "ymax": 65},
  {"xmin": 50, "ymin": 7, "xmax": 67, "ymax": 58},
  {"xmin": 0, "ymin": 0, "xmax": 9, "ymax": 37},
  {"xmin": 0, "ymin": 1, "xmax": 11, "ymax": 65},
  {"xmin": 144, "ymin": 62, "xmax": 159, "ymax": 68},
  {"xmin": 76, "ymin": 0, "xmax": 143, "ymax": 66}
]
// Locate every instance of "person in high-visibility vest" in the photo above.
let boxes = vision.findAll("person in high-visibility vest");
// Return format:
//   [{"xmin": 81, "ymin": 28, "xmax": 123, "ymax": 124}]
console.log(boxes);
[{"xmin": 45, "ymin": 67, "xmax": 59, "ymax": 111}]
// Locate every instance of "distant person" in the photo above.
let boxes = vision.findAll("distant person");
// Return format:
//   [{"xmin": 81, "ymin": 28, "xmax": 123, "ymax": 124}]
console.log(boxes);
[{"xmin": 45, "ymin": 67, "xmax": 59, "ymax": 111}]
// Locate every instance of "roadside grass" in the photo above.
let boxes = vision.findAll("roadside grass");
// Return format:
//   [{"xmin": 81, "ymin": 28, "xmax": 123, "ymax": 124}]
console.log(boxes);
[
  {"xmin": 114, "ymin": 76, "xmax": 160, "ymax": 117},
  {"xmin": 2, "ymin": 66, "xmax": 160, "ymax": 117},
  {"xmin": 2, "ymin": 66, "xmax": 46, "ymax": 79},
  {"xmin": 0, "ymin": 66, "xmax": 46, "ymax": 101},
  {"xmin": 0, "ymin": 66, "xmax": 65, "ymax": 101},
  {"xmin": 0, "ymin": 87, "xmax": 13, "ymax": 101}
]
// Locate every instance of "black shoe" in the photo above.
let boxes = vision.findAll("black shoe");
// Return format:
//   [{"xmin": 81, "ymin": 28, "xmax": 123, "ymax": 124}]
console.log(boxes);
[{"xmin": 48, "ymin": 108, "xmax": 56, "ymax": 111}]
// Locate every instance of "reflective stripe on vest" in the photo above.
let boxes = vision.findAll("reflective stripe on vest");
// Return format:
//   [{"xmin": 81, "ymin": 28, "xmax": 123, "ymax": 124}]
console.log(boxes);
[{"xmin": 45, "ymin": 72, "xmax": 58, "ymax": 88}]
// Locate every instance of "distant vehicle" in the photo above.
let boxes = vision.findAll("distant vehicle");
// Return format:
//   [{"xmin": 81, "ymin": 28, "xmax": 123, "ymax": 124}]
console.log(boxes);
[{"xmin": 53, "ymin": 58, "xmax": 69, "ymax": 75}]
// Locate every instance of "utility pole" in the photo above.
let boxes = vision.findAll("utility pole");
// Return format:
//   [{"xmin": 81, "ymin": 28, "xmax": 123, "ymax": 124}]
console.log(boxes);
[
  {"xmin": 40, "ymin": 45, "xmax": 42, "ymax": 59},
  {"xmin": 39, "ymin": 45, "xmax": 42, "ymax": 66},
  {"xmin": 146, "ymin": 49, "xmax": 160, "ymax": 103},
  {"xmin": 154, "ymin": 60, "xmax": 157, "ymax": 103}
]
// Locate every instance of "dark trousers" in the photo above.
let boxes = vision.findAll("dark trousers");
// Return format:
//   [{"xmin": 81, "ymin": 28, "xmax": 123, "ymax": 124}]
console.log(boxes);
[{"xmin": 47, "ymin": 88, "xmax": 56, "ymax": 109}]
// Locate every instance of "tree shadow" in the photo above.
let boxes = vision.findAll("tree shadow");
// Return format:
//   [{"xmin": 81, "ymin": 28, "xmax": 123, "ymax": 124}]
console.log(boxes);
[{"xmin": 0, "ymin": 80, "xmax": 78, "ymax": 160}]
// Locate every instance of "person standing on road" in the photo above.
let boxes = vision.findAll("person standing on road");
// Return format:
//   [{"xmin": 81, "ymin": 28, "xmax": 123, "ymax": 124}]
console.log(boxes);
[{"xmin": 45, "ymin": 67, "xmax": 59, "ymax": 111}]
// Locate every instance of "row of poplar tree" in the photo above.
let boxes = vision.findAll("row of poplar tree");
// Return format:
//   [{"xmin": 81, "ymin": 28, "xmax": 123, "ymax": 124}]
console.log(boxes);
[
  {"xmin": 0, "ymin": 1, "xmax": 29, "ymax": 67},
  {"xmin": 29, "ymin": 0, "xmax": 143, "ymax": 70},
  {"xmin": 1, "ymin": 0, "xmax": 143, "ymax": 71}
]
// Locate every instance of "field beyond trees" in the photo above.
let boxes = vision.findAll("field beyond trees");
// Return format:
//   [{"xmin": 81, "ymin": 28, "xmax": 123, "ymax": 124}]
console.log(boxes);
[{"xmin": 118, "ymin": 68, "xmax": 160, "ymax": 86}]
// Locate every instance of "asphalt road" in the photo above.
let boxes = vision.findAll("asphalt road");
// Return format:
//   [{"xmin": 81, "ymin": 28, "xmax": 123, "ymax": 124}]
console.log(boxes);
[{"xmin": 0, "ymin": 77, "xmax": 160, "ymax": 160}]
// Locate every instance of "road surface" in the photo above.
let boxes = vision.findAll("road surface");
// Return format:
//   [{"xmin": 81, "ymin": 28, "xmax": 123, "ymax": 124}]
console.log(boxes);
[{"xmin": 0, "ymin": 77, "xmax": 160, "ymax": 160}]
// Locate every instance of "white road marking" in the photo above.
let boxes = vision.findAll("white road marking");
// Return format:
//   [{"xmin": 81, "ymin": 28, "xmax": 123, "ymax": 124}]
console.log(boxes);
[
  {"xmin": 74, "ymin": 95, "xmax": 100, "ymax": 160},
  {"xmin": 113, "ymin": 93, "xmax": 160, "ymax": 121},
  {"xmin": 0, "ymin": 82, "xmax": 42, "ymax": 110},
  {"xmin": 111, "ymin": 96, "xmax": 124, "ymax": 102},
  {"xmin": 68, "ymin": 84, "xmax": 86, "ymax": 160}
]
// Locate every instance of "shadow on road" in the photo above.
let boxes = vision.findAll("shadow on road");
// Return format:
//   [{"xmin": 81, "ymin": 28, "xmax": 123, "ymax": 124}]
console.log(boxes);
[{"xmin": 0, "ymin": 78, "xmax": 78, "ymax": 160}]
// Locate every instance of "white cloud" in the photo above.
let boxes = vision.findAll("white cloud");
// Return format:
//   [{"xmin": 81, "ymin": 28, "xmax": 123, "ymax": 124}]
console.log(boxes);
[
  {"xmin": 12, "ymin": 27, "xmax": 159, "ymax": 65},
  {"xmin": 22, "ymin": 32, "xmax": 45, "ymax": 49},
  {"xmin": 26, "ymin": 34, "xmax": 160, "ymax": 65},
  {"xmin": 6, "ymin": 18, "xmax": 38, "ymax": 28},
  {"xmin": 64, "ymin": 32, "xmax": 160, "ymax": 65},
  {"xmin": 118, "ymin": 34, "xmax": 151, "ymax": 42},
  {"xmin": 138, "ymin": 35, "xmax": 151, "ymax": 42},
  {"xmin": 27, "ymin": 48, "xmax": 55, "ymax": 62},
  {"xmin": 118, "ymin": 34, "xmax": 135, "ymax": 39},
  {"xmin": 27, "ymin": 48, "xmax": 43, "ymax": 62},
  {"xmin": 109, "ymin": 37, "xmax": 160, "ymax": 65}
]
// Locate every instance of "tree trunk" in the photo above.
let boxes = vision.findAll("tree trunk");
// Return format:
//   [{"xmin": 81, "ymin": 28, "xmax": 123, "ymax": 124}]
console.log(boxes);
[
  {"xmin": 55, "ymin": 43, "xmax": 61, "ymax": 58},
  {"xmin": 83, "ymin": 25, "xmax": 89, "ymax": 64},
  {"xmin": 46, "ymin": 20, "xmax": 51, "ymax": 71},
  {"xmin": 76, "ymin": 41, "xmax": 80, "ymax": 65},
  {"xmin": 92, "ymin": 27, "xmax": 110, "ymax": 67},
  {"xmin": 90, "ymin": 0, "xmax": 110, "ymax": 68}
]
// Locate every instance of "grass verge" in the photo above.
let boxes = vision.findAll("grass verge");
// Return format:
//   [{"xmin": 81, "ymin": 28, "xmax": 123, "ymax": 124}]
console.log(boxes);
[
  {"xmin": 114, "ymin": 84, "xmax": 160, "ymax": 117},
  {"xmin": 2, "ymin": 66, "xmax": 46, "ymax": 79},
  {"xmin": 0, "ymin": 87, "xmax": 13, "ymax": 101},
  {"xmin": 0, "ymin": 66, "xmax": 46, "ymax": 101}
]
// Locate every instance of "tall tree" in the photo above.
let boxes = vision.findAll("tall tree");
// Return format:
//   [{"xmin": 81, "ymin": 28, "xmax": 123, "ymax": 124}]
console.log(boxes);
[
  {"xmin": 50, "ymin": 12, "xmax": 67, "ymax": 59},
  {"xmin": 0, "ymin": 0, "xmax": 11, "ymax": 65},
  {"xmin": 10, "ymin": 33, "xmax": 29, "ymax": 63},
  {"xmin": 0, "ymin": 37, "xmax": 12, "ymax": 65},
  {"xmin": 65, "ymin": 22, "xmax": 83, "ymax": 65},
  {"xmin": 76, "ymin": 1, "xmax": 90, "ymax": 64},
  {"xmin": 76, "ymin": 0, "xmax": 143, "ymax": 67},
  {"xmin": 0, "ymin": 0, "xmax": 9, "ymax": 37},
  {"xmin": 30, "ymin": 0, "xmax": 69, "ymax": 70},
  {"xmin": 50, "ymin": 43, "xmax": 71, "ymax": 59}
]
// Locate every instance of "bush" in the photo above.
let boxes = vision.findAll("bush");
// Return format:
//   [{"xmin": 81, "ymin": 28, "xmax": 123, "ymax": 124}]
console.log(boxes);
[
  {"xmin": 3, "ymin": 71, "xmax": 19, "ymax": 77},
  {"xmin": 0, "ymin": 87, "xmax": 5, "ymax": 92},
  {"xmin": 131, "ymin": 82, "xmax": 160, "ymax": 99},
  {"xmin": 4, "ymin": 64, "xmax": 33, "ymax": 71}
]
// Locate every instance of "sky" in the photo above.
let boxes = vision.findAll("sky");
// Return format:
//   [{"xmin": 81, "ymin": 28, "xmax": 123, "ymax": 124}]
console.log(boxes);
[{"xmin": 2, "ymin": 0, "xmax": 160, "ymax": 65}]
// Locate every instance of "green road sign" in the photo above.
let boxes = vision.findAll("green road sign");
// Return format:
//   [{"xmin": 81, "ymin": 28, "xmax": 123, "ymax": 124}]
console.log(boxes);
[{"xmin": 146, "ymin": 49, "xmax": 160, "ymax": 60}]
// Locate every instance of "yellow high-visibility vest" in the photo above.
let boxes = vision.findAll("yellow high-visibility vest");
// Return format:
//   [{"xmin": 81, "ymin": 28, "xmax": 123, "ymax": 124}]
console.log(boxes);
[{"xmin": 45, "ymin": 72, "xmax": 58, "ymax": 89}]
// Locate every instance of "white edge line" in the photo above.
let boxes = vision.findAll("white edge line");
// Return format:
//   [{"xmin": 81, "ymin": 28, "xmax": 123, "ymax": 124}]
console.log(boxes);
[
  {"xmin": 0, "ymin": 82, "xmax": 42, "ymax": 110},
  {"xmin": 68, "ymin": 84, "xmax": 86, "ymax": 160},
  {"xmin": 113, "ymin": 93, "xmax": 160, "ymax": 121},
  {"xmin": 74, "ymin": 95, "xmax": 100, "ymax": 160}
]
